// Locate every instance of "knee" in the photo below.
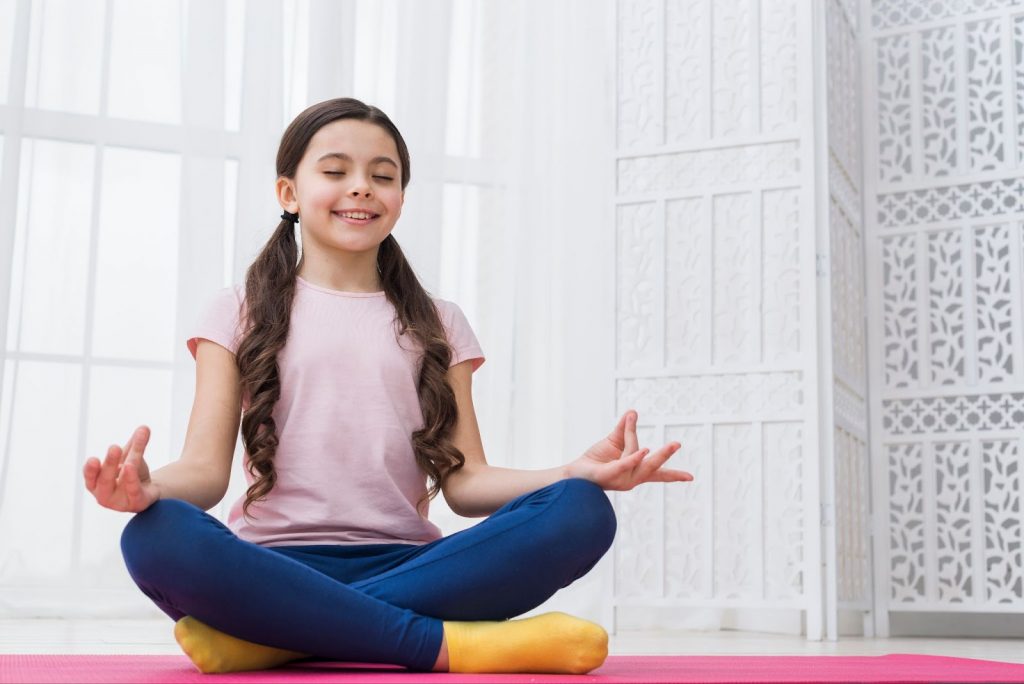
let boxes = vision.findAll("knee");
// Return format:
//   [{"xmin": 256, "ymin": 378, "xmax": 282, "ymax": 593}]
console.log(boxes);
[
  {"xmin": 547, "ymin": 478, "xmax": 617, "ymax": 557},
  {"xmin": 120, "ymin": 498, "xmax": 201, "ymax": 580}
]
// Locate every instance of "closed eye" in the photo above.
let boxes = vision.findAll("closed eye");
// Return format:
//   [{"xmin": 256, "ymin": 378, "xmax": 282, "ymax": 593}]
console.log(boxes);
[{"xmin": 324, "ymin": 172, "xmax": 393, "ymax": 181}]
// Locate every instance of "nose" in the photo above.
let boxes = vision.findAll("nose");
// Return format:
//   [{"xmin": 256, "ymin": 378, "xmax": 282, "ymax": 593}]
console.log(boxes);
[{"xmin": 348, "ymin": 173, "xmax": 371, "ymax": 198}]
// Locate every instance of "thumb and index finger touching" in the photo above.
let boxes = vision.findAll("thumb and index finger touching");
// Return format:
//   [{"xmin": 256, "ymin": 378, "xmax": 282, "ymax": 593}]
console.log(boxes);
[
  {"xmin": 123, "ymin": 425, "xmax": 149, "ymax": 460},
  {"xmin": 84, "ymin": 425, "xmax": 150, "ymax": 488},
  {"xmin": 609, "ymin": 409, "xmax": 640, "ymax": 455},
  {"xmin": 612, "ymin": 408, "xmax": 686, "ymax": 470},
  {"xmin": 118, "ymin": 426, "xmax": 151, "ymax": 478}
]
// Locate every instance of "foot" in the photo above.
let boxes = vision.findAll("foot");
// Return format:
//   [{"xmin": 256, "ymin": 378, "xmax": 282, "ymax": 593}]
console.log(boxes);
[
  {"xmin": 173, "ymin": 615, "xmax": 308, "ymax": 673},
  {"xmin": 442, "ymin": 611, "xmax": 608, "ymax": 674}
]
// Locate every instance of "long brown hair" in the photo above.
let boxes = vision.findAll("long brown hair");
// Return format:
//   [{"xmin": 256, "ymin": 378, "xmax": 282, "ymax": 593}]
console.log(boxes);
[{"xmin": 234, "ymin": 97, "xmax": 464, "ymax": 519}]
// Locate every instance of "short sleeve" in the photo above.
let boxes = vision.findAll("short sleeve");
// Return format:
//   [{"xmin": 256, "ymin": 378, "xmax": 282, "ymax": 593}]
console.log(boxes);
[
  {"xmin": 186, "ymin": 285, "xmax": 245, "ymax": 360},
  {"xmin": 437, "ymin": 299, "xmax": 485, "ymax": 372}
]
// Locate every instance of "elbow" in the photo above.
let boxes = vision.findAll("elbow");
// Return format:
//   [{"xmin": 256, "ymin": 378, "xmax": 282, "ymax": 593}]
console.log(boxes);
[
  {"xmin": 441, "ymin": 464, "xmax": 484, "ymax": 518},
  {"xmin": 202, "ymin": 489, "xmax": 228, "ymax": 513},
  {"xmin": 197, "ymin": 468, "xmax": 230, "ymax": 512},
  {"xmin": 444, "ymin": 499, "xmax": 468, "ymax": 518},
  {"xmin": 447, "ymin": 500, "xmax": 489, "ymax": 519},
  {"xmin": 441, "ymin": 485, "xmax": 470, "ymax": 518}
]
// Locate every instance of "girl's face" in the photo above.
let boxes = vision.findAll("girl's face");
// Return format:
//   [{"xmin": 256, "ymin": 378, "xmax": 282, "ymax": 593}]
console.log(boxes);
[{"xmin": 278, "ymin": 118, "xmax": 405, "ymax": 256}]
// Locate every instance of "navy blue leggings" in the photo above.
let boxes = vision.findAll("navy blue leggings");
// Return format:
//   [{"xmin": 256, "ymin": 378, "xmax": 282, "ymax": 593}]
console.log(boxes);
[{"xmin": 120, "ymin": 478, "xmax": 616, "ymax": 671}]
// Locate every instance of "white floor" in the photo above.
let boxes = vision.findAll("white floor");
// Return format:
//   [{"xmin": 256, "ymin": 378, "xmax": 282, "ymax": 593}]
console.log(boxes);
[{"xmin": 1, "ymin": 619, "xmax": 1023, "ymax": 664}]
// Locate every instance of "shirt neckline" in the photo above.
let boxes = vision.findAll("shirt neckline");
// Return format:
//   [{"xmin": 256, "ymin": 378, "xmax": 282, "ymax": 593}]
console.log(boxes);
[{"xmin": 296, "ymin": 275, "xmax": 386, "ymax": 298}]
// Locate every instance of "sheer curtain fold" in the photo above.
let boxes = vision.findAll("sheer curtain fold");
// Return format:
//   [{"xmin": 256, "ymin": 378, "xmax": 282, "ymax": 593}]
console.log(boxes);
[
  {"xmin": 448, "ymin": 0, "xmax": 616, "ymax": 623},
  {"xmin": 479, "ymin": 0, "xmax": 616, "ymax": 474},
  {"xmin": 175, "ymin": 0, "xmax": 228, "ymax": 476},
  {"xmin": 0, "ymin": 0, "xmax": 615, "ymax": 619}
]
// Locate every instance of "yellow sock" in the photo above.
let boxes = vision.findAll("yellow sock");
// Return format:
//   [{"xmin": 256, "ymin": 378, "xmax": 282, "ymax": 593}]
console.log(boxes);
[
  {"xmin": 173, "ymin": 615, "xmax": 308, "ymax": 673},
  {"xmin": 442, "ymin": 611, "xmax": 608, "ymax": 674}
]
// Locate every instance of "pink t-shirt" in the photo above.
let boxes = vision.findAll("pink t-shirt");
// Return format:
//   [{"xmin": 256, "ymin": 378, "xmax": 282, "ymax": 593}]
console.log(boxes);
[{"xmin": 186, "ymin": 274, "xmax": 485, "ymax": 547}]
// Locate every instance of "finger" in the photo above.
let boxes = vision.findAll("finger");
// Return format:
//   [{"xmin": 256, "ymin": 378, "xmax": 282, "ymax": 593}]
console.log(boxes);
[
  {"xmin": 636, "ymin": 442, "xmax": 682, "ymax": 480},
  {"xmin": 606, "ymin": 411, "xmax": 629, "ymax": 449},
  {"xmin": 120, "ymin": 430, "xmax": 136, "ymax": 465},
  {"xmin": 124, "ymin": 426, "xmax": 150, "ymax": 469},
  {"xmin": 83, "ymin": 457, "xmax": 101, "ymax": 493},
  {"xmin": 649, "ymin": 468, "xmax": 694, "ymax": 483},
  {"xmin": 611, "ymin": 447, "xmax": 647, "ymax": 475},
  {"xmin": 113, "ymin": 433, "xmax": 133, "ymax": 482},
  {"xmin": 623, "ymin": 410, "xmax": 640, "ymax": 455},
  {"xmin": 134, "ymin": 426, "xmax": 151, "ymax": 457},
  {"xmin": 94, "ymin": 445, "xmax": 123, "ymax": 500},
  {"xmin": 121, "ymin": 462, "xmax": 142, "ymax": 509}
]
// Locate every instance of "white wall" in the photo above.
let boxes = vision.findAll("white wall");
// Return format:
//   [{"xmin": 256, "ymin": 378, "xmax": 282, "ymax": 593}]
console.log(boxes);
[{"xmin": 2, "ymin": 0, "xmax": 1021, "ymax": 638}]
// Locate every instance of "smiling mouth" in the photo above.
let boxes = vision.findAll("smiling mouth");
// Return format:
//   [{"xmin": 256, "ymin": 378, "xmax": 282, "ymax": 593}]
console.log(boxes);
[{"xmin": 333, "ymin": 212, "xmax": 380, "ymax": 224}]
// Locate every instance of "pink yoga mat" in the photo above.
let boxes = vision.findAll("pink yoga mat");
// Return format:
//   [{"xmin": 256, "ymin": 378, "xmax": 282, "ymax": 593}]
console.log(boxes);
[{"xmin": 3, "ymin": 654, "xmax": 1024, "ymax": 683}]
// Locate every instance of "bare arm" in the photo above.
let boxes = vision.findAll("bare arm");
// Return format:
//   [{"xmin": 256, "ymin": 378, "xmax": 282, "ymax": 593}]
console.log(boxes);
[
  {"xmin": 149, "ymin": 455, "xmax": 231, "ymax": 512},
  {"xmin": 154, "ymin": 339, "xmax": 242, "ymax": 510},
  {"xmin": 83, "ymin": 340, "xmax": 242, "ymax": 513},
  {"xmin": 440, "ymin": 362, "xmax": 691, "ymax": 518},
  {"xmin": 438, "ymin": 361, "xmax": 571, "ymax": 517},
  {"xmin": 442, "ymin": 461, "xmax": 569, "ymax": 518}
]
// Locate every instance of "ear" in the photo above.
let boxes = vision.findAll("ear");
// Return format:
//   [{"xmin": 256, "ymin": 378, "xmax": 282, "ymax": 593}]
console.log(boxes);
[{"xmin": 276, "ymin": 176, "xmax": 298, "ymax": 213}]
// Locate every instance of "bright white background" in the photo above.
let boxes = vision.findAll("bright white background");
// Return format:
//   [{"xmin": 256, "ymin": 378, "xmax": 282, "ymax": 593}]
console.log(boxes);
[
  {"xmin": 4, "ymin": 0, "xmax": 1022, "ymax": 643},
  {"xmin": 0, "ymin": 0, "xmax": 615, "ymax": 619}
]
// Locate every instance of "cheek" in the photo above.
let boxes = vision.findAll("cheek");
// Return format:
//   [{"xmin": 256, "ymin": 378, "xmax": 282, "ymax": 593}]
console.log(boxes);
[
  {"xmin": 306, "ymin": 183, "xmax": 340, "ymax": 207},
  {"xmin": 383, "ymin": 190, "xmax": 403, "ymax": 215}
]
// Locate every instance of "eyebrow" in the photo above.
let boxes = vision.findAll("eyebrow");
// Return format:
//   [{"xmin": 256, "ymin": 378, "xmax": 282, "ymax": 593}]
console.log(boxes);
[{"xmin": 316, "ymin": 152, "xmax": 398, "ymax": 168}]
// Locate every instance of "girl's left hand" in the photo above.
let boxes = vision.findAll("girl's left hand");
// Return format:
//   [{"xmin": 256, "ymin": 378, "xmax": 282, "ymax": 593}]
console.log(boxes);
[{"xmin": 565, "ymin": 409, "xmax": 693, "ymax": 491}]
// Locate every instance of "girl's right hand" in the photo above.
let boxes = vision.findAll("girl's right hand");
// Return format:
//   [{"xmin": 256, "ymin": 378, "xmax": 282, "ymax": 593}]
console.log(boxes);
[{"xmin": 83, "ymin": 425, "xmax": 160, "ymax": 512}]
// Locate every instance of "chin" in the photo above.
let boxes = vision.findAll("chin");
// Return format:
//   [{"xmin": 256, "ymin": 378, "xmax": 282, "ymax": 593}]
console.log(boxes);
[{"xmin": 331, "ymin": 238, "xmax": 386, "ymax": 253}]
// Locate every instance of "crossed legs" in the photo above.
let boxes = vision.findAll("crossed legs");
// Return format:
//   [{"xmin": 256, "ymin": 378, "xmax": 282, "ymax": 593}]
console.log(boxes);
[{"xmin": 120, "ymin": 478, "xmax": 616, "ymax": 672}]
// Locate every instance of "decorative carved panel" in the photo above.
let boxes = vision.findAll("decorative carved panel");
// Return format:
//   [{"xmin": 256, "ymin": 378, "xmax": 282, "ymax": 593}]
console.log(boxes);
[
  {"xmin": 868, "ymin": 1, "xmax": 1024, "ymax": 622},
  {"xmin": 614, "ymin": 0, "xmax": 810, "ymax": 620}
]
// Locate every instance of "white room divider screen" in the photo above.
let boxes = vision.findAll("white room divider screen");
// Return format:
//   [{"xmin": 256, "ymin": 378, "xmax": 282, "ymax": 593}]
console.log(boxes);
[
  {"xmin": 828, "ymin": 0, "xmax": 872, "ymax": 642},
  {"xmin": 613, "ymin": 0, "xmax": 829, "ymax": 639},
  {"xmin": 611, "ymin": 0, "xmax": 1024, "ymax": 640},
  {"xmin": 865, "ymin": 0, "xmax": 1024, "ymax": 637}
]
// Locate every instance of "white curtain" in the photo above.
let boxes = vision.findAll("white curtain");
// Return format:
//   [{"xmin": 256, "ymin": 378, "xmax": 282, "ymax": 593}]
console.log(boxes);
[{"xmin": 0, "ymin": 0, "xmax": 615, "ymax": 619}]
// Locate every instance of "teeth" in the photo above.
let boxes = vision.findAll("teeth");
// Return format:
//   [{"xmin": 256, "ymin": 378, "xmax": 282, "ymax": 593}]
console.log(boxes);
[{"xmin": 337, "ymin": 212, "xmax": 374, "ymax": 219}]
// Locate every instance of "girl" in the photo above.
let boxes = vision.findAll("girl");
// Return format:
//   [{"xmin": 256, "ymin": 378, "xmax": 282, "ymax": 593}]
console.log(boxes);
[{"xmin": 82, "ymin": 97, "xmax": 691, "ymax": 675}]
